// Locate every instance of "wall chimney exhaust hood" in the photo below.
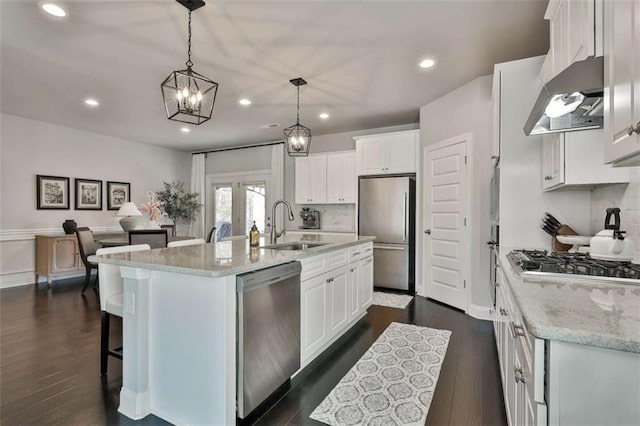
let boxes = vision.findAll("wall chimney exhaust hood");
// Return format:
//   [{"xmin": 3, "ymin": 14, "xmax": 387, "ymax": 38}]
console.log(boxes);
[{"xmin": 524, "ymin": 56, "xmax": 604, "ymax": 136}]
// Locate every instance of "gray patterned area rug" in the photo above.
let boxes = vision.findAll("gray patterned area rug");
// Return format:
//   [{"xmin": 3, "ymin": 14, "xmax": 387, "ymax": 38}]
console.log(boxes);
[
  {"xmin": 373, "ymin": 292, "xmax": 414, "ymax": 309},
  {"xmin": 310, "ymin": 322, "xmax": 451, "ymax": 426}
]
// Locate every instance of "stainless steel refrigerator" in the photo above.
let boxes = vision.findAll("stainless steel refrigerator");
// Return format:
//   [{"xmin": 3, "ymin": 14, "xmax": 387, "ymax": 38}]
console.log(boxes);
[{"xmin": 359, "ymin": 176, "xmax": 415, "ymax": 293}]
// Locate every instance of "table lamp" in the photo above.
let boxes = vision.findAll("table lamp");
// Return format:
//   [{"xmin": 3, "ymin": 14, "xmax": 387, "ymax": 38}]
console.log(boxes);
[{"xmin": 116, "ymin": 202, "xmax": 142, "ymax": 232}]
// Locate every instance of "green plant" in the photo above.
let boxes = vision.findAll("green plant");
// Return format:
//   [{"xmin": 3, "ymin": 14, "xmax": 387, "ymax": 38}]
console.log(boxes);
[{"xmin": 155, "ymin": 181, "xmax": 200, "ymax": 231}]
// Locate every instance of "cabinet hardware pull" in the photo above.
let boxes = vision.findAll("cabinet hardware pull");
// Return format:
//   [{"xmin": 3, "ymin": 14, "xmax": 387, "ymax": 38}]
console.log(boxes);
[
  {"xmin": 353, "ymin": 252, "xmax": 361, "ymax": 256},
  {"xmin": 628, "ymin": 126, "xmax": 636, "ymax": 136},
  {"xmin": 425, "ymin": 229, "xmax": 431, "ymax": 235},
  {"xmin": 544, "ymin": 175, "xmax": 552, "ymax": 181},
  {"xmin": 634, "ymin": 122, "xmax": 640, "ymax": 134},
  {"xmin": 350, "ymin": 268, "xmax": 355, "ymax": 272},
  {"xmin": 499, "ymin": 308, "xmax": 508, "ymax": 316}
]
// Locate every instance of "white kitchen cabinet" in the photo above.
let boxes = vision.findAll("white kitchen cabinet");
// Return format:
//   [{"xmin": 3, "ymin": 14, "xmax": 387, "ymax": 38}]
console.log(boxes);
[
  {"xmin": 604, "ymin": 0, "xmax": 640, "ymax": 166},
  {"xmin": 295, "ymin": 155, "xmax": 327, "ymax": 204},
  {"xmin": 328, "ymin": 267, "xmax": 349, "ymax": 335},
  {"xmin": 326, "ymin": 152, "xmax": 356, "ymax": 203},
  {"xmin": 354, "ymin": 130, "xmax": 418, "ymax": 175},
  {"xmin": 491, "ymin": 70, "xmax": 502, "ymax": 165},
  {"xmin": 542, "ymin": 129, "xmax": 630, "ymax": 190},
  {"xmin": 358, "ymin": 255, "xmax": 374, "ymax": 311},
  {"xmin": 300, "ymin": 273, "xmax": 329, "ymax": 360},
  {"xmin": 300, "ymin": 243, "xmax": 373, "ymax": 367},
  {"xmin": 295, "ymin": 151, "xmax": 356, "ymax": 204},
  {"xmin": 546, "ymin": 0, "xmax": 597, "ymax": 79}
]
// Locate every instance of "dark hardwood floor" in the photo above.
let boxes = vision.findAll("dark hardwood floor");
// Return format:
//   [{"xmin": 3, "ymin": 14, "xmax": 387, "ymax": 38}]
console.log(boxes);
[{"xmin": 1, "ymin": 278, "xmax": 506, "ymax": 426}]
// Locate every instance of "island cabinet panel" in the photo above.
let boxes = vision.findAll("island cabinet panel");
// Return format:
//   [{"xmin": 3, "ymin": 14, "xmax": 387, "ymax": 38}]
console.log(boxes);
[
  {"xmin": 328, "ymin": 267, "xmax": 349, "ymax": 335},
  {"xmin": 301, "ymin": 273, "xmax": 329, "ymax": 360},
  {"xmin": 358, "ymin": 256, "xmax": 374, "ymax": 310},
  {"xmin": 300, "ymin": 243, "xmax": 374, "ymax": 367}
]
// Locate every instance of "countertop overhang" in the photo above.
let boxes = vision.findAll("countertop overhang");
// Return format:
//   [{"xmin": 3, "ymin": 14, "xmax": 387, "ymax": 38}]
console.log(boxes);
[{"xmin": 89, "ymin": 234, "xmax": 375, "ymax": 278}]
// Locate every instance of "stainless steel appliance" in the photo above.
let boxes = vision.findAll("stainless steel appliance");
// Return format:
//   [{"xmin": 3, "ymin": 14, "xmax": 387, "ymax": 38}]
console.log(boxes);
[
  {"xmin": 236, "ymin": 261, "xmax": 301, "ymax": 419},
  {"xmin": 359, "ymin": 176, "xmax": 415, "ymax": 293},
  {"xmin": 524, "ymin": 56, "xmax": 604, "ymax": 135},
  {"xmin": 299, "ymin": 208, "xmax": 320, "ymax": 229},
  {"xmin": 507, "ymin": 249, "xmax": 640, "ymax": 284}
]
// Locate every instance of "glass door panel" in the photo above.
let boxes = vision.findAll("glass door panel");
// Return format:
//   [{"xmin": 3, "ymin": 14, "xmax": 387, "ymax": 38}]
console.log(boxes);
[
  {"xmin": 244, "ymin": 183, "xmax": 266, "ymax": 234},
  {"xmin": 214, "ymin": 184, "xmax": 233, "ymax": 239}
]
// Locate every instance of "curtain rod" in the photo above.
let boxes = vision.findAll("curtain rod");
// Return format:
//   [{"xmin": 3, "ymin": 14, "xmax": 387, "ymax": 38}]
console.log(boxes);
[{"xmin": 191, "ymin": 140, "xmax": 284, "ymax": 156}]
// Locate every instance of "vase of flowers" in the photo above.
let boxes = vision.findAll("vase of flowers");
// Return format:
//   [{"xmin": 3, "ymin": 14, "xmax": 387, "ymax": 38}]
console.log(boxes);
[
  {"xmin": 139, "ymin": 191, "xmax": 166, "ymax": 229},
  {"xmin": 155, "ymin": 181, "xmax": 200, "ymax": 236}
]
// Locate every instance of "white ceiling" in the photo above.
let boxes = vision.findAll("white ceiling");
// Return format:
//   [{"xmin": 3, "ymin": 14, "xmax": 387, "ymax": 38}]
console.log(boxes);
[{"xmin": 0, "ymin": 0, "xmax": 548, "ymax": 152}]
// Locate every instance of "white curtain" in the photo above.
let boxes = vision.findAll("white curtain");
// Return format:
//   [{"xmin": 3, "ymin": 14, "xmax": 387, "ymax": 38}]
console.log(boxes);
[
  {"xmin": 269, "ymin": 143, "xmax": 285, "ymax": 231},
  {"xmin": 189, "ymin": 153, "xmax": 206, "ymax": 238}
]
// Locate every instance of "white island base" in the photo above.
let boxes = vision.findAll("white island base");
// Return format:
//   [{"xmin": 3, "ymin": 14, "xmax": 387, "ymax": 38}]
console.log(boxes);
[
  {"xmin": 119, "ymin": 267, "xmax": 237, "ymax": 425},
  {"xmin": 91, "ymin": 235, "xmax": 376, "ymax": 425}
]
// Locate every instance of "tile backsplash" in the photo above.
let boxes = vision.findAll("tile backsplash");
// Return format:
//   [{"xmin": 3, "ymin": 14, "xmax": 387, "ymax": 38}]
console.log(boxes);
[
  {"xmin": 590, "ymin": 168, "xmax": 640, "ymax": 262},
  {"xmin": 286, "ymin": 204, "xmax": 356, "ymax": 233}
]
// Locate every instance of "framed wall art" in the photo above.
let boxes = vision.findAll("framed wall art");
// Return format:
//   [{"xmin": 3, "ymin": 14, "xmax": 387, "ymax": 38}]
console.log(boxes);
[
  {"xmin": 37, "ymin": 175, "xmax": 70, "ymax": 210},
  {"xmin": 74, "ymin": 178, "xmax": 102, "ymax": 210},
  {"xmin": 107, "ymin": 181, "xmax": 131, "ymax": 210}
]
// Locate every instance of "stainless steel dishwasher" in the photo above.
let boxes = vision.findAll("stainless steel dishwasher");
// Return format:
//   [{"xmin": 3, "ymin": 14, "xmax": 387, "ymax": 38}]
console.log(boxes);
[{"xmin": 236, "ymin": 261, "xmax": 301, "ymax": 419}]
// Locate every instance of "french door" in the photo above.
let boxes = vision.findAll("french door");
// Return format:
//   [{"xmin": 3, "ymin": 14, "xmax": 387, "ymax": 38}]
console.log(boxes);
[{"xmin": 206, "ymin": 171, "xmax": 269, "ymax": 239}]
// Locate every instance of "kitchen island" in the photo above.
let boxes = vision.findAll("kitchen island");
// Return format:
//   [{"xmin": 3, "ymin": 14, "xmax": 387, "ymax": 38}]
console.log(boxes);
[
  {"xmin": 89, "ymin": 234, "xmax": 375, "ymax": 425},
  {"xmin": 494, "ymin": 247, "xmax": 640, "ymax": 426}
]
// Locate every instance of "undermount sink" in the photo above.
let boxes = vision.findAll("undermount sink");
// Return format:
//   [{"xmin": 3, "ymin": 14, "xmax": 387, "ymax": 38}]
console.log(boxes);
[{"xmin": 262, "ymin": 242, "xmax": 329, "ymax": 251}]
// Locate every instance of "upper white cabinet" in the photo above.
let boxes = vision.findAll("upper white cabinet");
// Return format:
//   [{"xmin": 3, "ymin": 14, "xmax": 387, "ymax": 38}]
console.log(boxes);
[
  {"xmin": 295, "ymin": 151, "xmax": 356, "ymax": 204},
  {"xmin": 604, "ymin": 0, "xmax": 640, "ymax": 166},
  {"xmin": 354, "ymin": 130, "xmax": 418, "ymax": 175},
  {"xmin": 542, "ymin": 129, "xmax": 630, "ymax": 190},
  {"xmin": 295, "ymin": 155, "xmax": 327, "ymax": 204},
  {"xmin": 326, "ymin": 152, "xmax": 356, "ymax": 203},
  {"xmin": 545, "ymin": 0, "xmax": 597, "ymax": 79},
  {"xmin": 492, "ymin": 70, "xmax": 502, "ymax": 164}
]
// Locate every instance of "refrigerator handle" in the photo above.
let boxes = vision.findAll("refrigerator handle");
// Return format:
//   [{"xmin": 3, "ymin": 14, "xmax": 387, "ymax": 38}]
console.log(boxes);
[{"xmin": 403, "ymin": 192, "xmax": 408, "ymax": 242}]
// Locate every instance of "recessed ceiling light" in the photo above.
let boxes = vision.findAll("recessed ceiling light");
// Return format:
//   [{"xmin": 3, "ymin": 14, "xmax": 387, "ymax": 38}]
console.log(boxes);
[
  {"xmin": 319, "ymin": 112, "xmax": 330, "ymax": 120},
  {"xmin": 239, "ymin": 98, "xmax": 252, "ymax": 106},
  {"xmin": 181, "ymin": 127, "xmax": 191, "ymax": 133},
  {"xmin": 41, "ymin": 3, "xmax": 67, "ymax": 17},
  {"xmin": 84, "ymin": 98, "xmax": 99, "ymax": 107},
  {"xmin": 419, "ymin": 58, "xmax": 436, "ymax": 69}
]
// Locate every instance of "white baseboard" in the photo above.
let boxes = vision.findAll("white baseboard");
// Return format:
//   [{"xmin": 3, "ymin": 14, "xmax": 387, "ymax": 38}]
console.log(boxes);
[
  {"xmin": 467, "ymin": 303, "xmax": 495, "ymax": 321},
  {"xmin": 0, "ymin": 270, "xmax": 89, "ymax": 289}
]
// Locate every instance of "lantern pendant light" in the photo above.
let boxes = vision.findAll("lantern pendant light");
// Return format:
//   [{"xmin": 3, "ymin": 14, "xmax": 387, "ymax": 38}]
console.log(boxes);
[
  {"xmin": 161, "ymin": 0, "xmax": 218, "ymax": 125},
  {"xmin": 284, "ymin": 77, "xmax": 312, "ymax": 157}
]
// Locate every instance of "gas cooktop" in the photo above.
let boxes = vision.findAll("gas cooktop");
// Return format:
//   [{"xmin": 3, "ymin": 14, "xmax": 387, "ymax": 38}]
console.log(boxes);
[{"xmin": 507, "ymin": 249, "xmax": 640, "ymax": 284}]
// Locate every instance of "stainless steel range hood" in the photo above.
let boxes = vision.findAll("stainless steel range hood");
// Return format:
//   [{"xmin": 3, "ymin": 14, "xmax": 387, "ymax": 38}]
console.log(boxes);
[{"xmin": 524, "ymin": 56, "xmax": 604, "ymax": 136}]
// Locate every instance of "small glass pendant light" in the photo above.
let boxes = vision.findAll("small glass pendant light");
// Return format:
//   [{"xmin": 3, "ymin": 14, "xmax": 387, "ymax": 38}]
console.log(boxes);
[
  {"xmin": 284, "ymin": 78, "xmax": 312, "ymax": 157},
  {"xmin": 161, "ymin": 0, "xmax": 218, "ymax": 125}
]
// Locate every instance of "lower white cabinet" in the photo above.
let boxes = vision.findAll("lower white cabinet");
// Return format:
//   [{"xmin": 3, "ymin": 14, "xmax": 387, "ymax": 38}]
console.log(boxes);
[
  {"xmin": 300, "ymin": 243, "xmax": 373, "ymax": 366},
  {"xmin": 496, "ymin": 260, "xmax": 640, "ymax": 426},
  {"xmin": 328, "ymin": 267, "xmax": 349, "ymax": 335},
  {"xmin": 358, "ymin": 256, "xmax": 374, "ymax": 311}
]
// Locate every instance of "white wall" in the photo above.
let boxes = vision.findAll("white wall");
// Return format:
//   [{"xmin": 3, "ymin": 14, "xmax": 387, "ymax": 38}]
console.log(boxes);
[
  {"xmin": 590, "ymin": 169, "xmax": 640, "ymax": 262},
  {"xmin": 0, "ymin": 113, "xmax": 191, "ymax": 287},
  {"xmin": 419, "ymin": 75, "xmax": 494, "ymax": 312},
  {"xmin": 204, "ymin": 145, "xmax": 272, "ymax": 175},
  {"xmin": 283, "ymin": 124, "xmax": 419, "ymax": 232}
]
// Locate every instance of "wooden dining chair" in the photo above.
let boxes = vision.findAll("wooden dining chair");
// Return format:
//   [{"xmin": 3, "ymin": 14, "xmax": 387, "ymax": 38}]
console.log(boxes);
[
  {"xmin": 167, "ymin": 239, "xmax": 206, "ymax": 248},
  {"xmin": 128, "ymin": 229, "xmax": 168, "ymax": 249},
  {"xmin": 75, "ymin": 227, "xmax": 98, "ymax": 294},
  {"xmin": 96, "ymin": 244, "xmax": 150, "ymax": 375}
]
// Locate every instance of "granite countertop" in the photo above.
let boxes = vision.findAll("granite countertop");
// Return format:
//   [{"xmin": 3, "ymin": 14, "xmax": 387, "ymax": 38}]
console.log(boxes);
[
  {"xmin": 89, "ymin": 234, "xmax": 375, "ymax": 278},
  {"xmin": 498, "ymin": 247, "xmax": 640, "ymax": 353}
]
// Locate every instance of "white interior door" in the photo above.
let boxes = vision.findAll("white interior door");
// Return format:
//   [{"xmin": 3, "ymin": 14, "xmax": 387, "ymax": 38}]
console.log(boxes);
[{"xmin": 423, "ymin": 137, "xmax": 468, "ymax": 310}]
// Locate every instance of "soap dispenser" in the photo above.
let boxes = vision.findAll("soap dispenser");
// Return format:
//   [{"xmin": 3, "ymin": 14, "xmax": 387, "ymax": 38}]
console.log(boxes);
[{"xmin": 249, "ymin": 221, "xmax": 260, "ymax": 247}]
